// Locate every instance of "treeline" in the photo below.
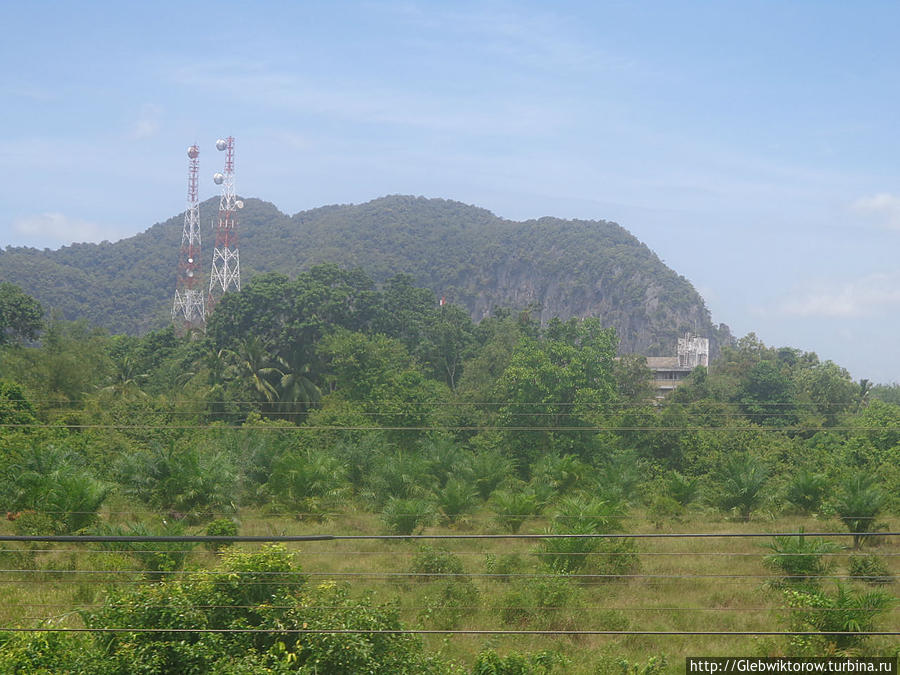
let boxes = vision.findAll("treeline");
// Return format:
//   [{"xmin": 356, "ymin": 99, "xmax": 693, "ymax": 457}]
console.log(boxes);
[{"xmin": 1, "ymin": 267, "xmax": 898, "ymax": 530}]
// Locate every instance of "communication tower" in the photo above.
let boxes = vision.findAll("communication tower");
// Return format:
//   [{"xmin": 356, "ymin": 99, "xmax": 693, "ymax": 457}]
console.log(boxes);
[
  {"xmin": 172, "ymin": 144, "xmax": 205, "ymax": 331},
  {"xmin": 208, "ymin": 136, "xmax": 243, "ymax": 312}
]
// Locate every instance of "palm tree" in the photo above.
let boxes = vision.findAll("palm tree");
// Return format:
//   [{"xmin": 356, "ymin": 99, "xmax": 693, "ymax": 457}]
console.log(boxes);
[
  {"xmin": 229, "ymin": 337, "xmax": 282, "ymax": 404},
  {"xmin": 100, "ymin": 355, "xmax": 148, "ymax": 398},
  {"xmin": 857, "ymin": 378, "xmax": 873, "ymax": 412},
  {"xmin": 203, "ymin": 348, "xmax": 236, "ymax": 386},
  {"xmin": 274, "ymin": 346, "xmax": 321, "ymax": 418}
]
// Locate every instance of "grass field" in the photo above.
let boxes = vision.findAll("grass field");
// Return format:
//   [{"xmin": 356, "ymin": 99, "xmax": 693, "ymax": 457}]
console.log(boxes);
[{"xmin": 1, "ymin": 505, "xmax": 897, "ymax": 673}]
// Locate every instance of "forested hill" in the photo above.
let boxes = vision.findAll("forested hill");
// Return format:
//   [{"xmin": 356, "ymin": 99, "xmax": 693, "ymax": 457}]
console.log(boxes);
[{"xmin": 0, "ymin": 195, "xmax": 728, "ymax": 354}]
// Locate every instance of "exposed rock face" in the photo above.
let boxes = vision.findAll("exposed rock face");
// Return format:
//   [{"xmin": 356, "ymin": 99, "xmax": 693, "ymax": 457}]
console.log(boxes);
[{"xmin": 0, "ymin": 195, "xmax": 729, "ymax": 355}]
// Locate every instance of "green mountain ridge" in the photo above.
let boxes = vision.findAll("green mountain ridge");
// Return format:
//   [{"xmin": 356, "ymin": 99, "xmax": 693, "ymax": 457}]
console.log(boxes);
[{"xmin": 0, "ymin": 195, "xmax": 729, "ymax": 355}]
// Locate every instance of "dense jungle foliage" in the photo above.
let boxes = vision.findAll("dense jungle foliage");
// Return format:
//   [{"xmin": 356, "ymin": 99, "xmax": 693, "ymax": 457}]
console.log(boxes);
[
  {"xmin": 0, "ymin": 276, "xmax": 897, "ymax": 672},
  {"xmin": 0, "ymin": 196, "xmax": 726, "ymax": 354}
]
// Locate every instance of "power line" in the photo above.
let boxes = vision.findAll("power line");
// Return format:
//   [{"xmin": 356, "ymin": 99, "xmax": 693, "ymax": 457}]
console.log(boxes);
[
  {"xmin": 0, "ymin": 628, "xmax": 897, "ymax": 637},
  {"xmin": 3, "ymin": 547, "xmax": 896, "ymax": 557},
  {"xmin": 5, "ymin": 422, "xmax": 900, "ymax": 431},
  {"xmin": 2, "ymin": 532, "xmax": 897, "ymax": 543},
  {"xmin": 0, "ymin": 569, "xmax": 893, "ymax": 581},
  {"xmin": 11, "ymin": 603, "xmax": 900, "ymax": 613}
]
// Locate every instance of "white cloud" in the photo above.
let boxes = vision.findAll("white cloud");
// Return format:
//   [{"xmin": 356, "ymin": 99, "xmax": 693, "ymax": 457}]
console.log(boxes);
[
  {"xmin": 12, "ymin": 212, "xmax": 119, "ymax": 246},
  {"xmin": 774, "ymin": 272, "xmax": 900, "ymax": 318},
  {"xmin": 132, "ymin": 104, "xmax": 162, "ymax": 139},
  {"xmin": 851, "ymin": 193, "xmax": 900, "ymax": 229}
]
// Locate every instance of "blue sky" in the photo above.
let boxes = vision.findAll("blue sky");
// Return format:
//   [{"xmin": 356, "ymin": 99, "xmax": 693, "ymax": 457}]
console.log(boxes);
[{"xmin": 2, "ymin": 1, "xmax": 900, "ymax": 381}]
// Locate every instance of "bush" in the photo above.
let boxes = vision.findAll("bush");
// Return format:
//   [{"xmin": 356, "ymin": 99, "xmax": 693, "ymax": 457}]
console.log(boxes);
[
  {"xmin": 436, "ymin": 478, "xmax": 479, "ymax": 524},
  {"xmin": 485, "ymin": 552, "xmax": 527, "ymax": 581},
  {"xmin": 464, "ymin": 450, "xmax": 515, "ymax": 500},
  {"xmin": 419, "ymin": 579, "xmax": 480, "ymax": 629},
  {"xmin": 205, "ymin": 518, "xmax": 239, "ymax": 552},
  {"xmin": 491, "ymin": 488, "xmax": 543, "ymax": 533},
  {"xmin": 410, "ymin": 545, "xmax": 465, "ymax": 580},
  {"xmin": 381, "ymin": 497, "xmax": 434, "ymax": 535},
  {"xmin": 848, "ymin": 554, "xmax": 895, "ymax": 585},
  {"xmin": 711, "ymin": 454, "xmax": 768, "ymax": 521},
  {"xmin": 11, "ymin": 510, "xmax": 56, "ymax": 536},
  {"xmin": 763, "ymin": 533, "xmax": 839, "ymax": 586},
  {"xmin": 0, "ymin": 631, "xmax": 97, "ymax": 673},
  {"xmin": 91, "ymin": 521, "xmax": 197, "ymax": 580},
  {"xmin": 647, "ymin": 494, "xmax": 685, "ymax": 527},
  {"xmin": 782, "ymin": 583, "xmax": 895, "ymax": 653},
  {"xmin": 3, "ymin": 444, "xmax": 109, "ymax": 534},
  {"xmin": 785, "ymin": 470, "xmax": 829, "ymax": 514},
  {"xmin": 501, "ymin": 576, "xmax": 580, "ymax": 629},
  {"xmin": 366, "ymin": 452, "xmax": 435, "ymax": 506},
  {"xmin": 833, "ymin": 472, "xmax": 886, "ymax": 548},
  {"xmin": 118, "ymin": 442, "xmax": 236, "ymax": 520},
  {"xmin": 593, "ymin": 539, "xmax": 641, "ymax": 578},
  {"xmin": 265, "ymin": 449, "xmax": 347, "ymax": 515},
  {"xmin": 539, "ymin": 495, "xmax": 626, "ymax": 573},
  {"xmin": 666, "ymin": 471, "xmax": 698, "ymax": 506},
  {"xmin": 473, "ymin": 648, "xmax": 569, "ymax": 674}
]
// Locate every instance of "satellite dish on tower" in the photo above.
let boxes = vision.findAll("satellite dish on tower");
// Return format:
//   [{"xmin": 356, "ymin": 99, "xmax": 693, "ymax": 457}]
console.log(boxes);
[
  {"xmin": 235, "ymin": 200, "xmax": 244, "ymax": 209},
  {"xmin": 216, "ymin": 139, "xmax": 227, "ymax": 151},
  {"xmin": 213, "ymin": 173, "xmax": 224, "ymax": 185},
  {"xmin": 187, "ymin": 145, "xmax": 199, "ymax": 159}
]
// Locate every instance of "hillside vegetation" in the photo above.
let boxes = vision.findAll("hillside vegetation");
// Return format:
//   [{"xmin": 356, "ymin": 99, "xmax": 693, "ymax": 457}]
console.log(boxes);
[{"xmin": 0, "ymin": 195, "xmax": 728, "ymax": 354}]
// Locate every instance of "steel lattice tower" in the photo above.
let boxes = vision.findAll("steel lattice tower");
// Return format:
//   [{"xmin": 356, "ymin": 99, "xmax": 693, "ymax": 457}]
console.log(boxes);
[
  {"xmin": 172, "ymin": 144, "xmax": 205, "ymax": 332},
  {"xmin": 208, "ymin": 136, "xmax": 241, "ymax": 312}
]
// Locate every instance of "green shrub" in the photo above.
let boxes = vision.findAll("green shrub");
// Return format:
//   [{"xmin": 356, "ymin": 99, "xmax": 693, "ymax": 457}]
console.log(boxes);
[
  {"xmin": 436, "ymin": 477, "xmax": 479, "ymax": 524},
  {"xmin": 3, "ymin": 445, "xmax": 109, "ymax": 534},
  {"xmin": 539, "ymin": 495, "xmax": 626, "ymax": 573},
  {"xmin": 205, "ymin": 518, "xmax": 239, "ymax": 552},
  {"xmin": 491, "ymin": 488, "xmax": 543, "ymax": 533},
  {"xmin": 91, "ymin": 521, "xmax": 196, "ymax": 580},
  {"xmin": 593, "ymin": 539, "xmax": 641, "ymax": 578},
  {"xmin": 117, "ymin": 442, "xmax": 236, "ymax": 520},
  {"xmin": 485, "ymin": 552, "xmax": 527, "ymax": 581},
  {"xmin": 410, "ymin": 545, "xmax": 465, "ymax": 580},
  {"xmin": 464, "ymin": 450, "xmax": 515, "ymax": 500},
  {"xmin": 473, "ymin": 648, "xmax": 569, "ymax": 674},
  {"xmin": 501, "ymin": 576, "xmax": 580, "ymax": 630},
  {"xmin": 11, "ymin": 510, "xmax": 56, "ymax": 536},
  {"xmin": 647, "ymin": 494, "xmax": 685, "ymax": 527},
  {"xmin": 0, "ymin": 631, "xmax": 97, "ymax": 674},
  {"xmin": 848, "ymin": 554, "xmax": 895, "ymax": 585},
  {"xmin": 265, "ymin": 449, "xmax": 347, "ymax": 515},
  {"xmin": 381, "ymin": 497, "xmax": 434, "ymax": 535},
  {"xmin": 711, "ymin": 454, "xmax": 768, "ymax": 521},
  {"xmin": 597, "ymin": 654, "xmax": 668, "ymax": 675},
  {"xmin": 419, "ymin": 579, "xmax": 480, "ymax": 629},
  {"xmin": 666, "ymin": 471, "xmax": 698, "ymax": 506},
  {"xmin": 530, "ymin": 453, "xmax": 589, "ymax": 496},
  {"xmin": 782, "ymin": 583, "xmax": 895, "ymax": 653},
  {"xmin": 785, "ymin": 470, "xmax": 829, "ymax": 514},
  {"xmin": 763, "ymin": 533, "xmax": 839, "ymax": 586},
  {"xmin": 833, "ymin": 472, "xmax": 886, "ymax": 548},
  {"xmin": 539, "ymin": 521, "xmax": 599, "ymax": 573}
]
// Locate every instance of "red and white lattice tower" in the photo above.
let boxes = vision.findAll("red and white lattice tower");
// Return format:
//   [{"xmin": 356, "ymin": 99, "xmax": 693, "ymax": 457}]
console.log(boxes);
[
  {"xmin": 172, "ymin": 144, "xmax": 206, "ymax": 331},
  {"xmin": 208, "ymin": 137, "xmax": 242, "ymax": 312}
]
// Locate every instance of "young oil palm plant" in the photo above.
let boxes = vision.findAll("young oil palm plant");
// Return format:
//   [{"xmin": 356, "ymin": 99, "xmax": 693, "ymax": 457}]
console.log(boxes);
[{"xmin": 834, "ymin": 472, "xmax": 886, "ymax": 548}]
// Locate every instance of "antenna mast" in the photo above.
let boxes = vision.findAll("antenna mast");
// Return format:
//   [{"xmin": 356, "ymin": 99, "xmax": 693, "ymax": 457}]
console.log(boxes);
[
  {"xmin": 172, "ymin": 144, "xmax": 205, "ymax": 332},
  {"xmin": 208, "ymin": 136, "xmax": 241, "ymax": 312}
]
